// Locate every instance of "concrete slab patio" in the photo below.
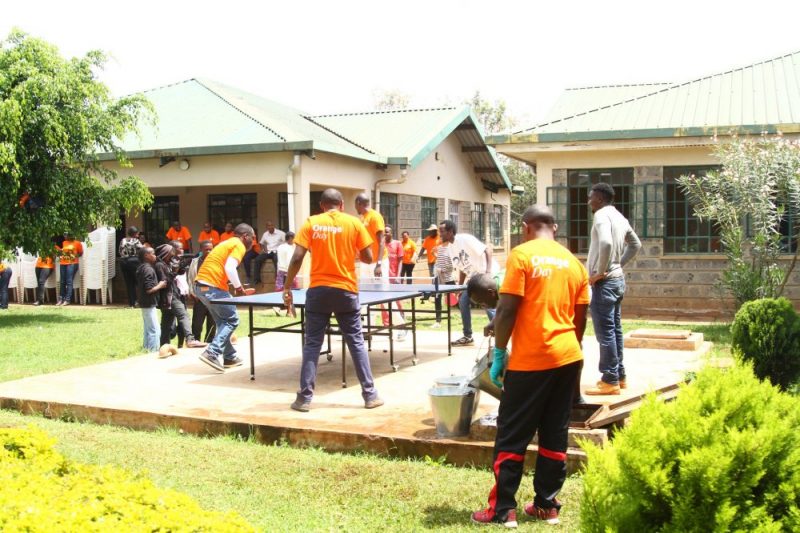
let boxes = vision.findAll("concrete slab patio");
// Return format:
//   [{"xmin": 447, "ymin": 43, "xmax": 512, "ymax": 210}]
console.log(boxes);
[{"xmin": 0, "ymin": 325, "xmax": 708, "ymax": 473}]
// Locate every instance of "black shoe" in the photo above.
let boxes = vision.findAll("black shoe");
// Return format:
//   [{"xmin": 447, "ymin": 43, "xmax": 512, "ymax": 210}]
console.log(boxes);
[
  {"xmin": 291, "ymin": 399, "xmax": 311, "ymax": 412},
  {"xmin": 198, "ymin": 350, "xmax": 224, "ymax": 372},
  {"xmin": 223, "ymin": 356, "xmax": 244, "ymax": 368}
]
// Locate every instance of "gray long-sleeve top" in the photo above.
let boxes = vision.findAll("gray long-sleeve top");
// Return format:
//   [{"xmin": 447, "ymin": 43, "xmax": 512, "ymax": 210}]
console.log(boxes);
[{"xmin": 587, "ymin": 205, "xmax": 642, "ymax": 279}]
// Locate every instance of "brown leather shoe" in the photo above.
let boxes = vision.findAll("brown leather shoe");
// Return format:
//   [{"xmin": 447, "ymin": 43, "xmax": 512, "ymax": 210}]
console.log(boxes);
[
  {"xmin": 585, "ymin": 381, "xmax": 621, "ymax": 395},
  {"xmin": 619, "ymin": 378, "xmax": 627, "ymax": 389}
]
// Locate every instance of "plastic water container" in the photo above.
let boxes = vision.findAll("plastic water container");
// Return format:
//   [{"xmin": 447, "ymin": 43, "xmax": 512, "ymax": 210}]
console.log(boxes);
[{"xmin": 428, "ymin": 386, "xmax": 479, "ymax": 437}]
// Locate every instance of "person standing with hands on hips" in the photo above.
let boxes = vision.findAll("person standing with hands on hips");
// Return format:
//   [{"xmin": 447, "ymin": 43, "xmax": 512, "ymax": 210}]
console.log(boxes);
[
  {"xmin": 471, "ymin": 205, "xmax": 588, "ymax": 527},
  {"xmin": 282, "ymin": 188, "xmax": 383, "ymax": 412},
  {"xmin": 584, "ymin": 182, "xmax": 641, "ymax": 396},
  {"xmin": 194, "ymin": 223, "xmax": 256, "ymax": 372}
]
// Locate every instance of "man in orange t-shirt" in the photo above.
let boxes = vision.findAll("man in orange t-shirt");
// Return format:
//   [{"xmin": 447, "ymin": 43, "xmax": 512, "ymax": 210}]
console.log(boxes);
[
  {"xmin": 283, "ymin": 188, "xmax": 383, "ymax": 412},
  {"xmin": 219, "ymin": 222, "xmax": 235, "ymax": 243},
  {"xmin": 57, "ymin": 235, "xmax": 83, "ymax": 306},
  {"xmin": 194, "ymin": 223, "xmax": 255, "ymax": 372},
  {"xmin": 355, "ymin": 193, "xmax": 387, "ymax": 280},
  {"xmin": 198, "ymin": 222, "xmax": 220, "ymax": 247},
  {"xmin": 471, "ymin": 205, "xmax": 588, "ymax": 528},
  {"xmin": 419, "ymin": 224, "xmax": 441, "ymax": 278},
  {"xmin": 166, "ymin": 221, "xmax": 192, "ymax": 253}
]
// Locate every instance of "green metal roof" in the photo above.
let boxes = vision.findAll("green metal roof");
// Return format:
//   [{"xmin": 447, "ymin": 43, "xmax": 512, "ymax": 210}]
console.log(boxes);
[
  {"xmin": 541, "ymin": 83, "xmax": 673, "ymax": 123},
  {"xmin": 488, "ymin": 51, "xmax": 800, "ymax": 145},
  {"xmin": 106, "ymin": 79, "xmax": 509, "ymax": 188}
]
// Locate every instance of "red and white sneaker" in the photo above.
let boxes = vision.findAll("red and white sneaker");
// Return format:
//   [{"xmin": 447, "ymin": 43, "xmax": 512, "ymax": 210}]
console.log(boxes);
[
  {"xmin": 470, "ymin": 508, "xmax": 518, "ymax": 528},
  {"xmin": 523, "ymin": 501, "xmax": 559, "ymax": 524}
]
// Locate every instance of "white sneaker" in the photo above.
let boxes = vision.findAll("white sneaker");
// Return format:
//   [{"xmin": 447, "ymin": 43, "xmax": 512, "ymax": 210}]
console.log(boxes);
[{"xmin": 431, "ymin": 322, "xmax": 442, "ymax": 328}]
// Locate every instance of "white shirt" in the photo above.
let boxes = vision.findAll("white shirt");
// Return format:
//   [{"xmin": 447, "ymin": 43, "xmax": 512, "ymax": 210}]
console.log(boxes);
[
  {"xmin": 259, "ymin": 229, "xmax": 286, "ymax": 252},
  {"xmin": 446, "ymin": 233, "xmax": 499, "ymax": 281},
  {"xmin": 276, "ymin": 242, "xmax": 296, "ymax": 272}
]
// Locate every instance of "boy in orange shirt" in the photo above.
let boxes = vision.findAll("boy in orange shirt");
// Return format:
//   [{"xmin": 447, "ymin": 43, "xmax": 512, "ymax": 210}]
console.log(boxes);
[
  {"xmin": 283, "ymin": 188, "xmax": 383, "ymax": 412},
  {"xmin": 166, "ymin": 221, "xmax": 192, "ymax": 253},
  {"xmin": 219, "ymin": 222, "xmax": 235, "ymax": 242},
  {"xmin": 471, "ymin": 205, "xmax": 588, "ymax": 528}
]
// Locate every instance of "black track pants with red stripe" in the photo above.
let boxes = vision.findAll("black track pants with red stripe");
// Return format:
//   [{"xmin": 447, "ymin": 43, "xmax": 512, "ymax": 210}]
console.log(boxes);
[{"xmin": 485, "ymin": 360, "xmax": 581, "ymax": 519}]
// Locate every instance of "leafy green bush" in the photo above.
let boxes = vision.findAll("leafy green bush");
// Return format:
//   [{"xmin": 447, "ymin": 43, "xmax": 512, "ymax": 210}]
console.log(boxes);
[
  {"xmin": 731, "ymin": 297, "xmax": 800, "ymax": 390},
  {"xmin": 581, "ymin": 365, "xmax": 800, "ymax": 532},
  {"xmin": 0, "ymin": 425, "xmax": 255, "ymax": 532}
]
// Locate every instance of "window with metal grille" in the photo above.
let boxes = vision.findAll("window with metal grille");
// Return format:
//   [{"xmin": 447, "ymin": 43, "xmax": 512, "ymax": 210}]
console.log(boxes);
[
  {"xmin": 489, "ymin": 205, "xmax": 503, "ymax": 246},
  {"xmin": 472, "ymin": 203, "xmax": 486, "ymax": 241},
  {"xmin": 208, "ymin": 193, "xmax": 257, "ymax": 233},
  {"xmin": 546, "ymin": 169, "xmax": 634, "ymax": 253},
  {"xmin": 663, "ymin": 166, "xmax": 721, "ymax": 253},
  {"xmin": 449, "ymin": 200, "xmax": 460, "ymax": 230},
  {"xmin": 143, "ymin": 196, "xmax": 179, "ymax": 248},
  {"xmin": 277, "ymin": 192, "xmax": 289, "ymax": 231},
  {"xmin": 381, "ymin": 192, "xmax": 398, "ymax": 231},
  {"xmin": 421, "ymin": 196, "xmax": 437, "ymax": 234}
]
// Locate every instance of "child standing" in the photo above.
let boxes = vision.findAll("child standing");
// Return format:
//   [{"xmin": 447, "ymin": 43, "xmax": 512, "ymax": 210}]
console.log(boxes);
[{"xmin": 135, "ymin": 246, "xmax": 166, "ymax": 352}]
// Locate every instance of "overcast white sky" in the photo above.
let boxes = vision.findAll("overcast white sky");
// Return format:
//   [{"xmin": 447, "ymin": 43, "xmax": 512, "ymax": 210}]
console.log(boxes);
[{"xmin": 3, "ymin": 0, "xmax": 800, "ymax": 130}]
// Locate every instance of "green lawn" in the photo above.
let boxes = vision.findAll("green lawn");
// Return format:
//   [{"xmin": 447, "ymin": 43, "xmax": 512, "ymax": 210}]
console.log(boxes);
[
  {"xmin": 0, "ymin": 409, "xmax": 581, "ymax": 531},
  {"xmin": 0, "ymin": 302, "xmax": 732, "ymax": 530}
]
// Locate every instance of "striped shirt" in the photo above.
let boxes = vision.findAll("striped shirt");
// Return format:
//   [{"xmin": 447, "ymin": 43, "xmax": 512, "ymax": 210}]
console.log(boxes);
[{"xmin": 434, "ymin": 243, "xmax": 455, "ymax": 283}]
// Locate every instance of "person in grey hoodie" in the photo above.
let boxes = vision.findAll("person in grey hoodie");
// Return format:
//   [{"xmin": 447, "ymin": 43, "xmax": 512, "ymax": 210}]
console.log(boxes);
[{"xmin": 585, "ymin": 182, "xmax": 641, "ymax": 395}]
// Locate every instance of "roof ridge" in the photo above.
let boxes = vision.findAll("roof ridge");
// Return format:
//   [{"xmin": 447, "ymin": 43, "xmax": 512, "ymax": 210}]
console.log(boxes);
[
  {"xmin": 194, "ymin": 79, "xmax": 287, "ymax": 142},
  {"xmin": 309, "ymin": 106, "xmax": 458, "ymax": 118},
  {"xmin": 301, "ymin": 115, "xmax": 377, "ymax": 155},
  {"xmin": 566, "ymin": 82, "xmax": 673, "ymax": 91},
  {"xmin": 516, "ymin": 49, "xmax": 800, "ymax": 135}
]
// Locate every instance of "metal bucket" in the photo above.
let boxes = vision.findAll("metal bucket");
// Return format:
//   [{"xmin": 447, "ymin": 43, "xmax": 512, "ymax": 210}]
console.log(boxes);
[
  {"xmin": 428, "ymin": 386, "xmax": 479, "ymax": 437},
  {"xmin": 469, "ymin": 351, "xmax": 503, "ymax": 400},
  {"xmin": 434, "ymin": 375, "xmax": 468, "ymax": 388}
]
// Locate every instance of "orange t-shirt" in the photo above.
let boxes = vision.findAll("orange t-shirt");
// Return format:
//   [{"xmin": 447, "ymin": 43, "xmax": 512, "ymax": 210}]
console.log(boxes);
[
  {"xmin": 421, "ymin": 236, "xmax": 440, "ymax": 264},
  {"xmin": 501, "ymin": 239, "xmax": 589, "ymax": 371},
  {"xmin": 198, "ymin": 230, "xmax": 220, "ymax": 247},
  {"xmin": 59, "ymin": 240, "xmax": 83, "ymax": 265},
  {"xmin": 360, "ymin": 208, "xmax": 386, "ymax": 263},
  {"xmin": 166, "ymin": 226, "xmax": 192, "ymax": 247},
  {"xmin": 36, "ymin": 256, "xmax": 55, "ymax": 269},
  {"xmin": 219, "ymin": 231, "xmax": 234, "ymax": 242},
  {"xmin": 401, "ymin": 239, "xmax": 417, "ymax": 264},
  {"xmin": 196, "ymin": 238, "xmax": 246, "ymax": 291},
  {"xmin": 296, "ymin": 210, "xmax": 373, "ymax": 293}
]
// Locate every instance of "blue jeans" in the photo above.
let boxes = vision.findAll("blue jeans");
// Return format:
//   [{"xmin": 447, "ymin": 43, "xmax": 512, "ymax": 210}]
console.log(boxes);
[
  {"xmin": 298, "ymin": 286, "xmax": 378, "ymax": 403},
  {"xmin": 141, "ymin": 306, "xmax": 160, "ymax": 351},
  {"xmin": 59, "ymin": 263, "xmax": 78, "ymax": 303},
  {"xmin": 459, "ymin": 287, "xmax": 496, "ymax": 338},
  {"xmin": 35, "ymin": 267, "xmax": 53, "ymax": 304},
  {"xmin": 0, "ymin": 268, "xmax": 11, "ymax": 309},
  {"xmin": 194, "ymin": 283, "xmax": 239, "ymax": 360},
  {"xmin": 590, "ymin": 276, "xmax": 626, "ymax": 384}
]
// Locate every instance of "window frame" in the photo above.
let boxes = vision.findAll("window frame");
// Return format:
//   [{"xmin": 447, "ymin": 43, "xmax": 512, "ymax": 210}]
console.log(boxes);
[
  {"xmin": 207, "ymin": 193, "xmax": 258, "ymax": 233},
  {"xmin": 472, "ymin": 202, "xmax": 486, "ymax": 242},
  {"xmin": 421, "ymin": 196, "xmax": 438, "ymax": 236},
  {"xmin": 381, "ymin": 192, "xmax": 398, "ymax": 232},
  {"xmin": 143, "ymin": 195, "xmax": 179, "ymax": 248}
]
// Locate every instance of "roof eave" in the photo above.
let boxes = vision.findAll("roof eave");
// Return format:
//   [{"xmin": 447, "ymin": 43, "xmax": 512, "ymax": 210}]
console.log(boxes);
[
  {"xmin": 488, "ymin": 123, "xmax": 800, "ymax": 145},
  {"xmin": 96, "ymin": 141, "xmax": 315, "ymax": 161}
]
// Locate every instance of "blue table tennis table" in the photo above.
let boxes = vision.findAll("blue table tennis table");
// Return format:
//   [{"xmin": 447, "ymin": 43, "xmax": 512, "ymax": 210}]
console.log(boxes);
[{"xmin": 211, "ymin": 282, "xmax": 465, "ymax": 385}]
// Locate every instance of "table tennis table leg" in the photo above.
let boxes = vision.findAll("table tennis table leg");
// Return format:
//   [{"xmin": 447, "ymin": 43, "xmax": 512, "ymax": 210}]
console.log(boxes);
[
  {"xmin": 411, "ymin": 297, "xmax": 418, "ymax": 365},
  {"xmin": 447, "ymin": 299, "xmax": 452, "ymax": 356},
  {"xmin": 389, "ymin": 301, "xmax": 398, "ymax": 371},
  {"xmin": 249, "ymin": 305, "xmax": 255, "ymax": 380},
  {"xmin": 341, "ymin": 336, "xmax": 346, "ymax": 388}
]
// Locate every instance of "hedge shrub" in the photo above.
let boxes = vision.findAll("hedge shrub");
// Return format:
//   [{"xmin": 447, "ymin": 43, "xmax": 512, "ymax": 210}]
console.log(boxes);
[
  {"xmin": 730, "ymin": 297, "xmax": 800, "ymax": 390},
  {"xmin": 0, "ymin": 425, "xmax": 255, "ymax": 532},
  {"xmin": 581, "ymin": 365, "xmax": 800, "ymax": 532}
]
